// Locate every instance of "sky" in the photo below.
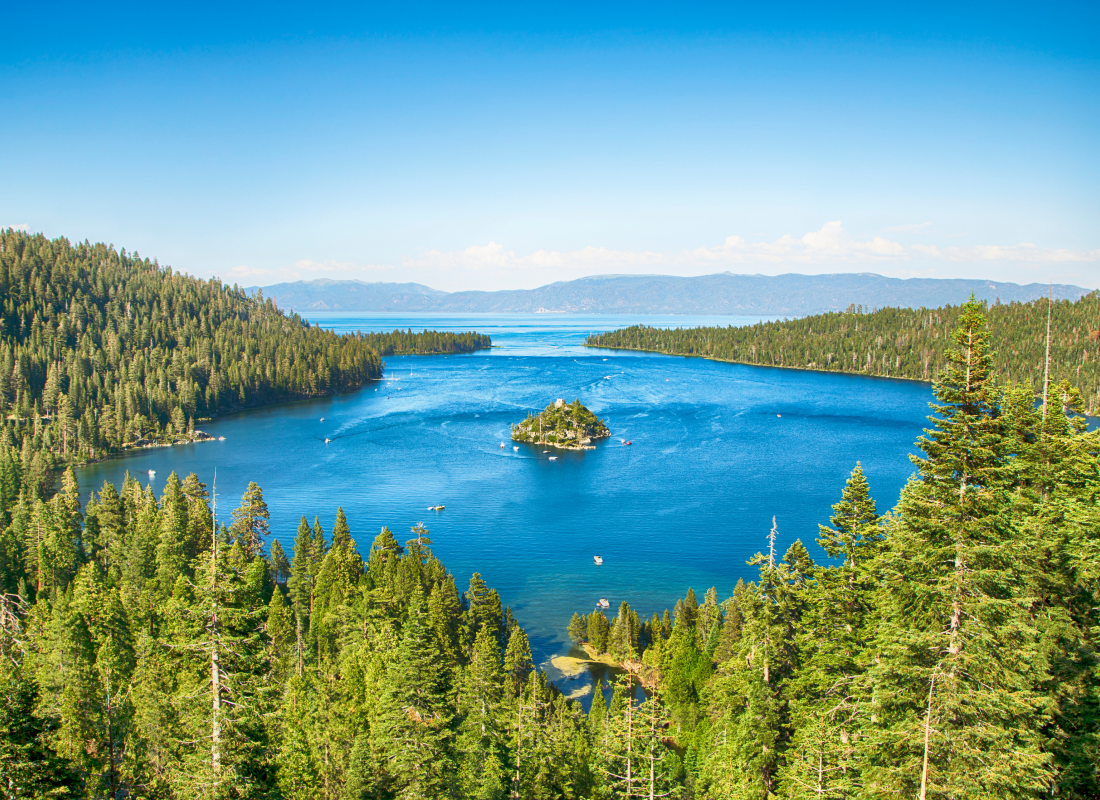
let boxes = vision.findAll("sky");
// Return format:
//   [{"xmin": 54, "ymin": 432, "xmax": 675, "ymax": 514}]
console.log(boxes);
[{"xmin": 2, "ymin": 2, "xmax": 1098, "ymax": 291}]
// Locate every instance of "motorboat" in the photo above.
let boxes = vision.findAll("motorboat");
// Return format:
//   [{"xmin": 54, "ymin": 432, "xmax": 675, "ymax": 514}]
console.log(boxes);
[
  {"xmin": 324, "ymin": 438, "xmax": 331, "ymax": 444},
  {"xmin": 594, "ymin": 556, "xmax": 603, "ymax": 565},
  {"xmin": 549, "ymin": 456, "xmax": 558, "ymax": 461},
  {"xmin": 513, "ymin": 446, "xmax": 519, "ymax": 451},
  {"xmin": 427, "ymin": 505, "xmax": 445, "ymax": 511},
  {"xmin": 148, "ymin": 469, "xmax": 155, "ymax": 478},
  {"xmin": 598, "ymin": 598, "xmax": 610, "ymax": 609}
]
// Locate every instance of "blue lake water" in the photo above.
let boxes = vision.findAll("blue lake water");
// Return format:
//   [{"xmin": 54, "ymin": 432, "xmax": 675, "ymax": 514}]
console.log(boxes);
[{"xmin": 76, "ymin": 313, "xmax": 933, "ymax": 681}]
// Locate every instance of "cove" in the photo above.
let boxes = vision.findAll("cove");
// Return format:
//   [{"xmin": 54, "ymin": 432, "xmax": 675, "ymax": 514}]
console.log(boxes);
[{"xmin": 75, "ymin": 313, "xmax": 934, "ymax": 681}]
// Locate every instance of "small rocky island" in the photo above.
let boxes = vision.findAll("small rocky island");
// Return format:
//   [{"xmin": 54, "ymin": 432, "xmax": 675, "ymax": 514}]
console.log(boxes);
[{"xmin": 512, "ymin": 398, "xmax": 610, "ymax": 450}]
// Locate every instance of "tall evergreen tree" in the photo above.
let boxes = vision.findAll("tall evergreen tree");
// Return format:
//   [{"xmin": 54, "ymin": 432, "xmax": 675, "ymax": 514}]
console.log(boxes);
[{"xmin": 862, "ymin": 296, "xmax": 1052, "ymax": 797}]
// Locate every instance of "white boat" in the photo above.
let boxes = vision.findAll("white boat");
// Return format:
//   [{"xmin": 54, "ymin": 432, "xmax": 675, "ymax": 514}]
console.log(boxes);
[
  {"xmin": 320, "ymin": 417, "xmax": 324, "ymax": 422},
  {"xmin": 543, "ymin": 450, "xmax": 549, "ymax": 454},
  {"xmin": 324, "ymin": 438, "xmax": 331, "ymax": 444},
  {"xmin": 598, "ymin": 598, "xmax": 610, "ymax": 609},
  {"xmin": 549, "ymin": 456, "xmax": 558, "ymax": 461},
  {"xmin": 594, "ymin": 556, "xmax": 603, "ymax": 565},
  {"xmin": 513, "ymin": 446, "xmax": 519, "ymax": 451},
  {"xmin": 500, "ymin": 442, "xmax": 505, "ymax": 449},
  {"xmin": 218, "ymin": 436, "xmax": 226, "ymax": 441},
  {"xmin": 148, "ymin": 469, "xmax": 155, "ymax": 478}
]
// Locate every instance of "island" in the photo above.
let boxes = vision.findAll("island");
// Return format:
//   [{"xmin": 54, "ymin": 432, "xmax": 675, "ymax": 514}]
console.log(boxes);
[{"xmin": 511, "ymin": 398, "xmax": 610, "ymax": 449}]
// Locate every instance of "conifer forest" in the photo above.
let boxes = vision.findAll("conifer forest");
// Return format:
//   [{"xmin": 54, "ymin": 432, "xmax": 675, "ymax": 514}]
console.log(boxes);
[
  {"xmin": 586, "ymin": 292, "xmax": 1100, "ymax": 414},
  {"xmin": 0, "ymin": 230, "xmax": 489, "ymax": 491},
  {"xmin": 0, "ymin": 240, "xmax": 1097, "ymax": 799}
]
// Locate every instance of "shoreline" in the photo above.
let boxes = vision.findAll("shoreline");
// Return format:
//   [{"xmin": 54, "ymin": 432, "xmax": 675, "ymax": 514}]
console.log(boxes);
[
  {"xmin": 584, "ymin": 342, "xmax": 935, "ymax": 385},
  {"xmin": 511, "ymin": 434, "xmax": 609, "ymax": 451}
]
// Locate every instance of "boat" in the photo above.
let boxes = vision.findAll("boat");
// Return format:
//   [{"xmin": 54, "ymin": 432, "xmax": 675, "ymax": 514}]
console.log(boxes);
[
  {"xmin": 549, "ymin": 456, "xmax": 558, "ymax": 461},
  {"xmin": 320, "ymin": 417, "xmax": 324, "ymax": 422},
  {"xmin": 500, "ymin": 442, "xmax": 505, "ymax": 449},
  {"xmin": 777, "ymin": 413, "xmax": 782, "ymax": 417},
  {"xmin": 543, "ymin": 450, "xmax": 549, "ymax": 453},
  {"xmin": 513, "ymin": 446, "xmax": 519, "ymax": 451},
  {"xmin": 620, "ymin": 438, "xmax": 625, "ymax": 443},
  {"xmin": 218, "ymin": 436, "xmax": 226, "ymax": 441},
  {"xmin": 324, "ymin": 438, "xmax": 331, "ymax": 444},
  {"xmin": 148, "ymin": 469, "xmax": 155, "ymax": 478},
  {"xmin": 598, "ymin": 598, "xmax": 610, "ymax": 609},
  {"xmin": 625, "ymin": 441, "xmax": 632, "ymax": 446},
  {"xmin": 427, "ymin": 505, "xmax": 444, "ymax": 511},
  {"xmin": 594, "ymin": 556, "xmax": 603, "ymax": 565}
]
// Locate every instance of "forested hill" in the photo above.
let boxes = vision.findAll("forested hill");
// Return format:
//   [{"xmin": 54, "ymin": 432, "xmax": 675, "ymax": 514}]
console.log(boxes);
[
  {"xmin": 587, "ymin": 291, "xmax": 1100, "ymax": 414},
  {"xmin": 0, "ymin": 230, "xmax": 489, "ymax": 484}
]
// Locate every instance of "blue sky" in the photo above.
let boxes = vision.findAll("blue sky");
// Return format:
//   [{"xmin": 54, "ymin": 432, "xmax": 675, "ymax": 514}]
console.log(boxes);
[{"xmin": 2, "ymin": 2, "xmax": 1097, "ymax": 290}]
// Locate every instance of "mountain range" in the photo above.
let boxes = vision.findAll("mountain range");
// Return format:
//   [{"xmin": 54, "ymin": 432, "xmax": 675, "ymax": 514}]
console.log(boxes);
[{"xmin": 249, "ymin": 272, "xmax": 1091, "ymax": 316}]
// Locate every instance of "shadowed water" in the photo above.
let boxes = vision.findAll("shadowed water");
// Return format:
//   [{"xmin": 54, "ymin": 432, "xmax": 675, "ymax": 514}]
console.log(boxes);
[{"xmin": 76, "ymin": 313, "xmax": 933, "ymax": 689}]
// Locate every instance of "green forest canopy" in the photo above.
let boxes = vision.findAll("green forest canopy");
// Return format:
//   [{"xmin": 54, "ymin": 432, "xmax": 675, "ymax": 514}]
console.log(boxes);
[
  {"xmin": 0, "ymin": 300, "xmax": 1096, "ymax": 798},
  {"xmin": 586, "ymin": 291, "xmax": 1100, "ymax": 414},
  {"xmin": 0, "ymin": 229, "xmax": 489, "ymax": 490}
]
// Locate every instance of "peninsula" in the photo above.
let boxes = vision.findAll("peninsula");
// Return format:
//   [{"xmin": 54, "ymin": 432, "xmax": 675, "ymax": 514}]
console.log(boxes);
[{"xmin": 512, "ymin": 398, "xmax": 610, "ymax": 449}]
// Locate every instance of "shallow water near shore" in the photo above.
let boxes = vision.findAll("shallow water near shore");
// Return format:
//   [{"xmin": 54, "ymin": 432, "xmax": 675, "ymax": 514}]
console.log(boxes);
[{"xmin": 77, "ymin": 313, "xmax": 933, "ymax": 693}]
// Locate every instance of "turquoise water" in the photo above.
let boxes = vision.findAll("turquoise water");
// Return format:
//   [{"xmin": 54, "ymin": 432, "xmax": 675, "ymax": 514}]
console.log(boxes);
[{"xmin": 76, "ymin": 313, "xmax": 932, "ymax": 677}]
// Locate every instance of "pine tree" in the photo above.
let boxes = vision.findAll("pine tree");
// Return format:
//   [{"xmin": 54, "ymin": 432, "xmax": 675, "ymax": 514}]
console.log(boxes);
[
  {"xmin": 457, "ymin": 625, "xmax": 508, "ymax": 800},
  {"xmin": 567, "ymin": 612, "xmax": 587, "ymax": 646},
  {"xmin": 230, "ymin": 481, "xmax": 270, "ymax": 559},
  {"xmin": 0, "ymin": 658, "xmax": 78, "ymax": 797},
  {"xmin": 269, "ymin": 539, "xmax": 290, "ymax": 585},
  {"xmin": 373, "ymin": 587, "xmax": 454, "ymax": 798},
  {"xmin": 778, "ymin": 464, "xmax": 882, "ymax": 797},
  {"xmin": 503, "ymin": 626, "xmax": 534, "ymax": 697},
  {"xmin": 862, "ymin": 297, "xmax": 1053, "ymax": 798}
]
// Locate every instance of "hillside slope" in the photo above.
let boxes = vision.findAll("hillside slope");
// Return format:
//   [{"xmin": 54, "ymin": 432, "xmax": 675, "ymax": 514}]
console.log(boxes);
[
  {"xmin": 0, "ymin": 231, "xmax": 487, "ymax": 491},
  {"xmin": 588, "ymin": 292, "xmax": 1100, "ymax": 413}
]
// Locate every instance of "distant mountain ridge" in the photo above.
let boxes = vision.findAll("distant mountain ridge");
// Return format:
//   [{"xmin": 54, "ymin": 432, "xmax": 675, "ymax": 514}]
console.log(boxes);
[{"xmin": 250, "ymin": 272, "xmax": 1091, "ymax": 316}]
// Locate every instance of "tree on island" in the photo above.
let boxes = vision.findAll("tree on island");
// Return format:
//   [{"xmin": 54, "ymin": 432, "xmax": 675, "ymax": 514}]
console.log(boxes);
[{"xmin": 511, "ymin": 398, "xmax": 610, "ymax": 448}]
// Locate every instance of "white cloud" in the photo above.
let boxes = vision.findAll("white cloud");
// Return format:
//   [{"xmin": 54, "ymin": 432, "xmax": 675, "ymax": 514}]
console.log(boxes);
[
  {"xmin": 883, "ymin": 221, "xmax": 933, "ymax": 233},
  {"xmin": 411, "ymin": 223, "xmax": 1098, "ymax": 274},
  {"xmin": 249, "ymin": 222, "xmax": 1100, "ymax": 291},
  {"xmin": 5, "ymin": 224, "xmax": 30, "ymax": 232}
]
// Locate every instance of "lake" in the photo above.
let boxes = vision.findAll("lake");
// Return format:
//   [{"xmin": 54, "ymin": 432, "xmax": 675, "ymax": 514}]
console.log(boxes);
[{"xmin": 76, "ymin": 313, "xmax": 933, "ymax": 688}]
